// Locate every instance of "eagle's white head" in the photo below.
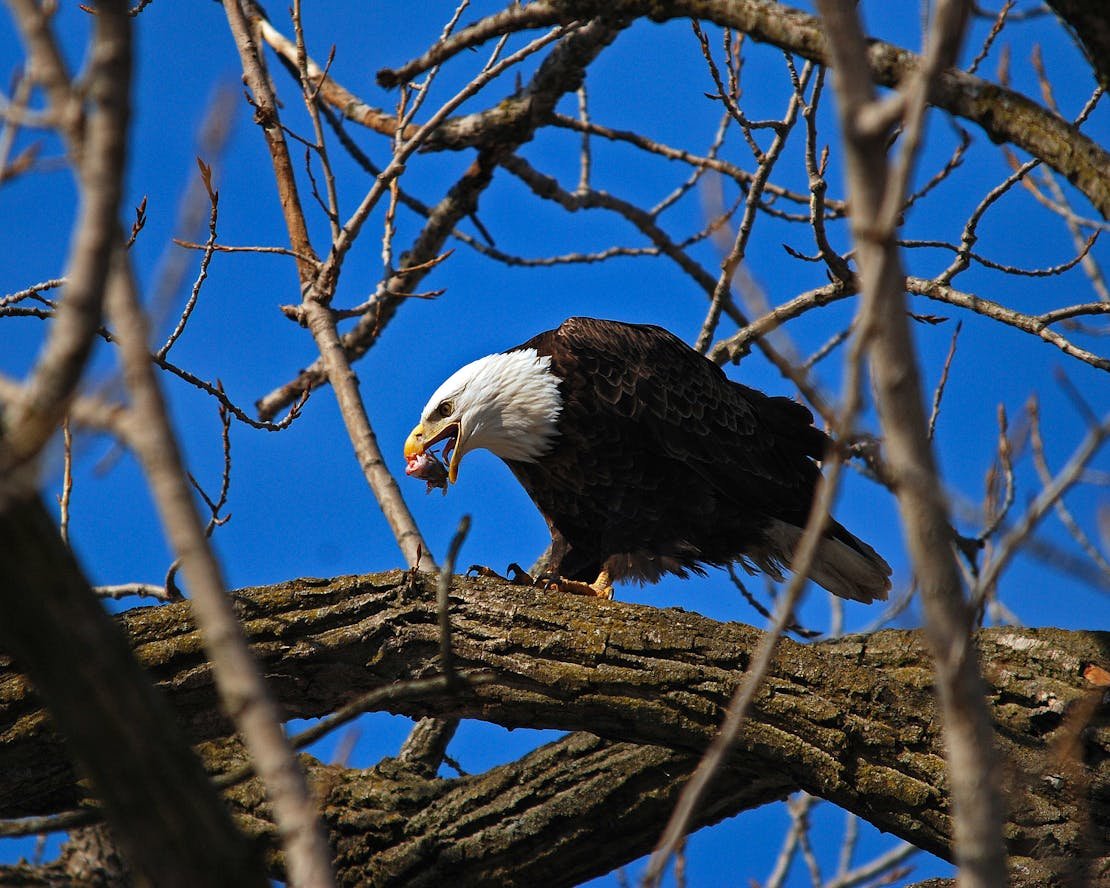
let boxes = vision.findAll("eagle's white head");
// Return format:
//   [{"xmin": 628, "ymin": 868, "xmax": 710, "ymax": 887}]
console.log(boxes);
[{"xmin": 404, "ymin": 349, "xmax": 563, "ymax": 484}]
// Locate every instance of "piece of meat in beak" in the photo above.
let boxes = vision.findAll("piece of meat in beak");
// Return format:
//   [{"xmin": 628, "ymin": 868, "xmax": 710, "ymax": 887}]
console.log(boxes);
[{"xmin": 405, "ymin": 448, "xmax": 449, "ymax": 494}]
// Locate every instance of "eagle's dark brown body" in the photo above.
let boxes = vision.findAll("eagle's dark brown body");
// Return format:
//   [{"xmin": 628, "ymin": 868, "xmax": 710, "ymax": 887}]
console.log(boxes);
[{"xmin": 504, "ymin": 317, "xmax": 887, "ymax": 599}]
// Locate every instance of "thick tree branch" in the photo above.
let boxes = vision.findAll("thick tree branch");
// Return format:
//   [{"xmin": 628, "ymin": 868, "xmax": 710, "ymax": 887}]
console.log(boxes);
[
  {"xmin": 1, "ymin": 731, "xmax": 792, "ymax": 888},
  {"xmin": 1, "ymin": 573, "xmax": 1105, "ymax": 884}
]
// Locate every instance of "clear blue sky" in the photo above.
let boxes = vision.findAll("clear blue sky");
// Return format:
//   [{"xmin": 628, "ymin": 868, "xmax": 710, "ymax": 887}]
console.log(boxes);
[{"xmin": 2, "ymin": 2, "xmax": 1107, "ymax": 884}]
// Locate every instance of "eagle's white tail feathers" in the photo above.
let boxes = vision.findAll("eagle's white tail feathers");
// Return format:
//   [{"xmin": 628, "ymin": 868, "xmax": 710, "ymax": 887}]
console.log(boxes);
[{"xmin": 766, "ymin": 520, "xmax": 892, "ymax": 604}]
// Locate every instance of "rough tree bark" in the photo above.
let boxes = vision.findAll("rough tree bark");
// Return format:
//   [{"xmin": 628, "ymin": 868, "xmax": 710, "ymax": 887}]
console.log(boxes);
[{"xmin": 1, "ymin": 572, "xmax": 1106, "ymax": 886}]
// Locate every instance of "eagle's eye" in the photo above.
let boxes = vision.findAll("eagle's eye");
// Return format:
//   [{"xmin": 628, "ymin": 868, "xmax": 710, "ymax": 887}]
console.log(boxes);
[{"xmin": 435, "ymin": 400, "xmax": 454, "ymax": 419}]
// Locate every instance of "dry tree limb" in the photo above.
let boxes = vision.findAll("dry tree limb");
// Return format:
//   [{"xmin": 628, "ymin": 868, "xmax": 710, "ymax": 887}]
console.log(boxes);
[
  {"xmin": 708, "ymin": 281, "xmax": 855, "ymax": 365},
  {"xmin": 144, "ymin": 87, "xmax": 238, "ymax": 340},
  {"xmin": 92, "ymin": 582, "xmax": 178, "ymax": 601},
  {"xmin": 1, "ymin": 0, "xmax": 129, "ymax": 471},
  {"xmin": 222, "ymin": 0, "xmax": 318, "ymax": 280},
  {"xmin": 223, "ymin": 0, "xmax": 435, "ymax": 576},
  {"xmin": 57, "ymin": 415, "xmax": 72, "ymax": 547},
  {"xmin": 104, "ymin": 255, "xmax": 335, "ymax": 888},
  {"xmin": 550, "ymin": 111, "xmax": 833, "ymax": 212},
  {"xmin": 907, "ymin": 277, "xmax": 1110, "ymax": 372},
  {"xmin": 1029, "ymin": 398, "xmax": 1110, "ymax": 579},
  {"xmin": 803, "ymin": 66, "xmax": 853, "ymax": 282},
  {"xmin": 826, "ymin": 840, "xmax": 918, "ymax": 888},
  {"xmin": 814, "ymin": 3, "xmax": 1008, "ymax": 888},
  {"xmin": 694, "ymin": 57, "xmax": 814, "ymax": 353},
  {"xmin": 315, "ymin": 20, "xmax": 581, "ymax": 299},
  {"xmin": 703, "ymin": 266, "xmax": 1107, "ymax": 421},
  {"xmin": 975, "ymin": 409, "xmax": 1110, "ymax": 604},
  {"xmin": 0, "ymin": 278, "xmax": 66, "ymax": 307},
  {"xmin": 156, "ymin": 159, "xmax": 221, "ymax": 361},
  {"xmin": 0, "ymin": 66, "xmax": 35, "ymax": 179},
  {"xmin": 8, "ymin": 292, "xmax": 310, "ymax": 434},
  {"xmin": 927, "ymin": 320, "xmax": 962, "ymax": 441}
]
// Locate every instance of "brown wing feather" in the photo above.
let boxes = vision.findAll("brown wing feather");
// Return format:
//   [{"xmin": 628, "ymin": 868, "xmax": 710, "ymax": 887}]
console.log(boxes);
[{"xmin": 551, "ymin": 317, "xmax": 827, "ymax": 513}]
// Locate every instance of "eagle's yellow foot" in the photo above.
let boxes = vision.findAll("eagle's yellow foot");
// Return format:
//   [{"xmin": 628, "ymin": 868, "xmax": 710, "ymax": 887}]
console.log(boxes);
[
  {"xmin": 543, "ymin": 568, "xmax": 614, "ymax": 600},
  {"xmin": 467, "ymin": 563, "xmax": 534, "ymax": 585}
]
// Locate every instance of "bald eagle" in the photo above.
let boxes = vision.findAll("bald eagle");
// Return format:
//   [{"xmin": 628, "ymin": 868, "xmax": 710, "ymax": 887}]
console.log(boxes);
[{"xmin": 404, "ymin": 317, "xmax": 891, "ymax": 603}]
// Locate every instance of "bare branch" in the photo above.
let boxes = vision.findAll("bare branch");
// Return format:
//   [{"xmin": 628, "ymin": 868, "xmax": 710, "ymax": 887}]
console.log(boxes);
[
  {"xmin": 928, "ymin": 320, "xmax": 962, "ymax": 441},
  {"xmin": 814, "ymin": 2, "xmax": 1008, "ymax": 886},
  {"xmin": 104, "ymin": 255, "xmax": 335, "ymax": 888},
  {"xmin": 976, "ymin": 410, "xmax": 1110, "ymax": 600},
  {"xmin": 376, "ymin": 0, "xmax": 1110, "ymax": 217},
  {"xmin": 907, "ymin": 277, "xmax": 1110, "ymax": 371},
  {"xmin": 221, "ymin": 0, "xmax": 318, "ymax": 281},
  {"xmin": 2, "ymin": 0, "xmax": 130, "ymax": 471},
  {"xmin": 156, "ymin": 159, "xmax": 220, "ymax": 360},
  {"xmin": 694, "ymin": 57, "xmax": 813, "ymax": 353}
]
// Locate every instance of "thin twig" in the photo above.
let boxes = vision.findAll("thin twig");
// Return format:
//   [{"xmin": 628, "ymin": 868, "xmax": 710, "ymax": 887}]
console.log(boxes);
[
  {"xmin": 93, "ymin": 582, "xmax": 177, "ymax": 601},
  {"xmin": 694, "ymin": 57, "xmax": 813, "ymax": 354},
  {"xmin": 1029, "ymin": 402, "xmax": 1110, "ymax": 579},
  {"xmin": 977, "ymin": 404, "xmax": 1016, "ymax": 545},
  {"xmin": 58, "ymin": 416, "xmax": 72, "ymax": 547},
  {"xmin": 157, "ymin": 159, "xmax": 219, "ymax": 360},
  {"xmin": 825, "ymin": 841, "xmax": 918, "ymax": 888},
  {"xmin": 927, "ymin": 320, "xmax": 962, "ymax": 440}
]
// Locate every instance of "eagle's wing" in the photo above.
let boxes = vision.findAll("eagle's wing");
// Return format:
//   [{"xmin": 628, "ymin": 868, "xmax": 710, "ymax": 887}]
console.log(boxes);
[{"xmin": 549, "ymin": 317, "xmax": 827, "ymax": 517}]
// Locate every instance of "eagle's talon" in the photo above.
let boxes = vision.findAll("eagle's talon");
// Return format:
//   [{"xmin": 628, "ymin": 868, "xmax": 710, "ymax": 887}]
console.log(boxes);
[
  {"xmin": 504, "ymin": 563, "xmax": 535, "ymax": 585},
  {"xmin": 543, "ymin": 568, "xmax": 614, "ymax": 600},
  {"xmin": 467, "ymin": 563, "xmax": 539, "ymax": 586}
]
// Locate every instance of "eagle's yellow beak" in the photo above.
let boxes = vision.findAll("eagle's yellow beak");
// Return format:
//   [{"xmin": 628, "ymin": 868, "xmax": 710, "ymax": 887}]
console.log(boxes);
[
  {"xmin": 405, "ymin": 421, "xmax": 462, "ymax": 484},
  {"xmin": 403, "ymin": 425, "xmax": 424, "ymax": 460}
]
